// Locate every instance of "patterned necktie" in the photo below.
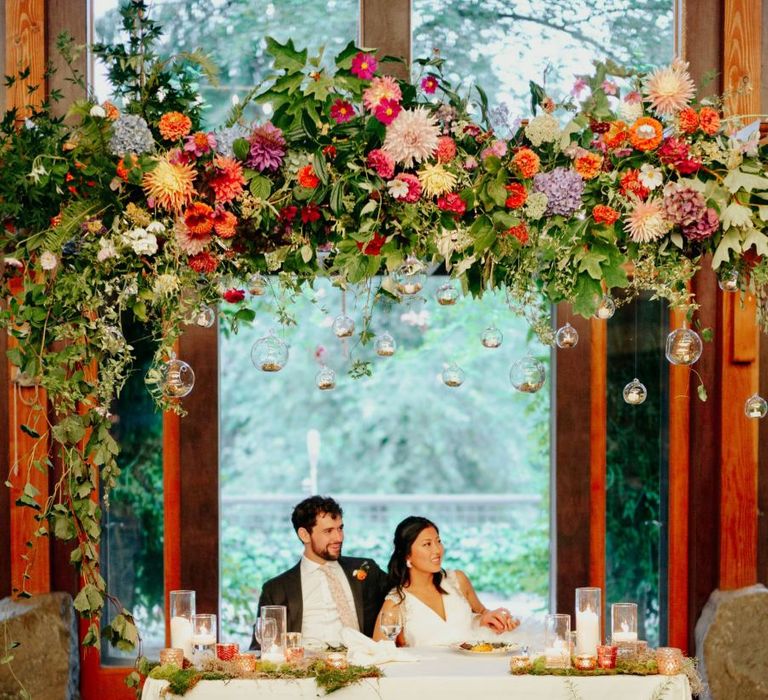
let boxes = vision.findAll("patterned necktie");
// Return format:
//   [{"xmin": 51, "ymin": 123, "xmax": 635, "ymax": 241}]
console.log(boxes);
[{"xmin": 320, "ymin": 565, "xmax": 359, "ymax": 631}]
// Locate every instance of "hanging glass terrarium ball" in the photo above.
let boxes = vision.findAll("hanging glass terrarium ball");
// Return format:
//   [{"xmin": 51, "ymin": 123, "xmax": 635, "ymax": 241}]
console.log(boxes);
[
  {"xmin": 623, "ymin": 378, "xmax": 648, "ymax": 405},
  {"xmin": 595, "ymin": 295, "xmax": 616, "ymax": 320},
  {"xmin": 247, "ymin": 272, "xmax": 266, "ymax": 296},
  {"xmin": 393, "ymin": 257, "xmax": 427, "ymax": 296},
  {"xmin": 332, "ymin": 314, "xmax": 355, "ymax": 338},
  {"xmin": 510, "ymin": 356, "xmax": 546, "ymax": 393},
  {"xmin": 717, "ymin": 268, "xmax": 740, "ymax": 292},
  {"xmin": 194, "ymin": 304, "xmax": 216, "ymax": 328},
  {"xmin": 442, "ymin": 362, "xmax": 465, "ymax": 388},
  {"xmin": 375, "ymin": 331, "xmax": 397, "ymax": 357},
  {"xmin": 436, "ymin": 282, "xmax": 459, "ymax": 306},
  {"xmin": 665, "ymin": 327, "xmax": 703, "ymax": 365},
  {"xmin": 555, "ymin": 322, "xmax": 579, "ymax": 349},
  {"xmin": 160, "ymin": 357, "xmax": 195, "ymax": 398},
  {"xmin": 744, "ymin": 393, "xmax": 768, "ymax": 419},
  {"xmin": 251, "ymin": 334, "xmax": 289, "ymax": 372},
  {"xmin": 481, "ymin": 326, "xmax": 503, "ymax": 349},
  {"xmin": 315, "ymin": 366, "xmax": 336, "ymax": 391},
  {"xmin": 102, "ymin": 325, "xmax": 125, "ymax": 354}
]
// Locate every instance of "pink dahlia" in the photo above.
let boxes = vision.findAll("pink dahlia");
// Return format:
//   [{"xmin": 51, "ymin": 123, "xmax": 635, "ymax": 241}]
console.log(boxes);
[
  {"xmin": 436, "ymin": 136, "xmax": 457, "ymax": 163},
  {"xmin": 366, "ymin": 149, "xmax": 395, "ymax": 179},
  {"xmin": 175, "ymin": 220, "xmax": 211, "ymax": 255},
  {"xmin": 382, "ymin": 108, "xmax": 440, "ymax": 168},
  {"xmin": 351, "ymin": 52, "xmax": 378, "ymax": 80},
  {"xmin": 624, "ymin": 198, "xmax": 669, "ymax": 243},
  {"xmin": 247, "ymin": 122, "xmax": 286, "ymax": 172},
  {"xmin": 184, "ymin": 131, "xmax": 217, "ymax": 157},
  {"xmin": 437, "ymin": 192, "xmax": 466, "ymax": 216},
  {"xmin": 330, "ymin": 99, "xmax": 354, "ymax": 123},
  {"xmin": 375, "ymin": 98, "xmax": 402, "ymax": 125},
  {"xmin": 643, "ymin": 59, "xmax": 696, "ymax": 116},
  {"xmin": 363, "ymin": 76, "xmax": 402, "ymax": 111},
  {"xmin": 481, "ymin": 139, "xmax": 507, "ymax": 161}
]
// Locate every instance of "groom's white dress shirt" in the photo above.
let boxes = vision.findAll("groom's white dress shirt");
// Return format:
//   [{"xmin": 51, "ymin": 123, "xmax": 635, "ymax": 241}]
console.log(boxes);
[{"xmin": 300, "ymin": 556, "xmax": 358, "ymax": 645}]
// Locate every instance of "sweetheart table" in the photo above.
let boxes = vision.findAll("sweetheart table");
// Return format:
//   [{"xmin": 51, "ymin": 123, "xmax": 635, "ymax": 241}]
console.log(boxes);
[{"xmin": 141, "ymin": 648, "xmax": 692, "ymax": 700}]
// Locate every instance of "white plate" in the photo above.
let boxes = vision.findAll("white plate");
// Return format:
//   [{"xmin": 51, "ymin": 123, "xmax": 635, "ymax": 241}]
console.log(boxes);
[{"xmin": 452, "ymin": 642, "xmax": 519, "ymax": 655}]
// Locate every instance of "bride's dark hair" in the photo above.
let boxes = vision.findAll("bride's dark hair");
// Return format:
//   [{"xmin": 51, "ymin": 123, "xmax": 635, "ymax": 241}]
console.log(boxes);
[{"xmin": 387, "ymin": 516, "xmax": 448, "ymax": 601}]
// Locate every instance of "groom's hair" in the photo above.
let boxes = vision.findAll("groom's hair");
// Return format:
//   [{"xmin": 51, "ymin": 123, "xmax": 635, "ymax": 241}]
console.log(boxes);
[{"xmin": 291, "ymin": 496, "xmax": 343, "ymax": 534}]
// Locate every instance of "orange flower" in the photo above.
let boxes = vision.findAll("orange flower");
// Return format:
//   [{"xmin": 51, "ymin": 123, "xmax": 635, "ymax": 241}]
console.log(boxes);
[
  {"xmin": 142, "ymin": 155, "xmax": 196, "ymax": 211},
  {"xmin": 297, "ymin": 164, "xmax": 320, "ymax": 189},
  {"xmin": 158, "ymin": 111, "xmax": 193, "ymax": 141},
  {"xmin": 102, "ymin": 101, "xmax": 120, "ymax": 121},
  {"xmin": 619, "ymin": 169, "xmax": 650, "ymax": 201},
  {"xmin": 678, "ymin": 108, "xmax": 699, "ymax": 134},
  {"xmin": 504, "ymin": 182, "xmax": 527, "ymax": 209},
  {"xmin": 512, "ymin": 148, "xmax": 540, "ymax": 179},
  {"xmin": 116, "ymin": 153, "xmax": 138, "ymax": 180},
  {"xmin": 210, "ymin": 156, "xmax": 245, "ymax": 204},
  {"xmin": 603, "ymin": 120, "xmax": 629, "ymax": 148},
  {"xmin": 699, "ymin": 107, "xmax": 721, "ymax": 135},
  {"xmin": 574, "ymin": 152, "xmax": 603, "ymax": 180},
  {"xmin": 629, "ymin": 117, "xmax": 663, "ymax": 151},
  {"xmin": 184, "ymin": 202, "xmax": 215, "ymax": 237},
  {"xmin": 592, "ymin": 204, "xmax": 620, "ymax": 225},
  {"xmin": 505, "ymin": 223, "xmax": 529, "ymax": 245},
  {"xmin": 213, "ymin": 209, "xmax": 238, "ymax": 239}
]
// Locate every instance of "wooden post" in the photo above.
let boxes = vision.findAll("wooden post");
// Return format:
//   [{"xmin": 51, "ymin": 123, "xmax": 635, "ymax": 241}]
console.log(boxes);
[{"xmin": 359, "ymin": 0, "xmax": 411, "ymax": 79}]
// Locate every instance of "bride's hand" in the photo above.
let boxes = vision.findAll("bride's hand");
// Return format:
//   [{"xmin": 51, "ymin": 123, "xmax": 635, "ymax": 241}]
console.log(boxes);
[{"xmin": 479, "ymin": 608, "xmax": 520, "ymax": 633}]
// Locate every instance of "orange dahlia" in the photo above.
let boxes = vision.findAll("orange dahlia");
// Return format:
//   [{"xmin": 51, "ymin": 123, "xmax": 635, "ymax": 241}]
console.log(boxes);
[
  {"xmin": 603, "ymin": 120, "xmax": 629, "ymax": 149},
  {"xmin": 142, "ymin": 156, "xmax": 196, "ymax": 211},
  {"xmin": 187, "ymin": 250, "xmax": 219, "ymax": 274},
  {"xmin": 184, "ymin": 202, "xmax": 215, "ymax": 237},
  {"xmin": 699, "ymin": 107, "xmax": 721, "ymax": 135},
  {"xmin": 297, "ymin": 164, "xmax": 320, "ymax": 189},
  {"xmin": 619, "ymin": 169, "xmax": 650, "ymax": 201},
  {"xmin": 592, "ymin": 204, "xmax": 620, "ymax": 225},
  {"xmin": 103, "ymin": 101, "xmax": 120, "ymax": 121},
  {"xmin": 678, "ymin": 108, "xmax": 699, "ymax": 134},
  {"xmin": 505, "ymin": 223, "xmax": 529, "ymax": 245},
  {"xmin": 210, "ymin": 156, "xmax": 245, "ymax": 204},
  {"xmin": 512, "ymin": 148, "xmax": 540, "ymax": 179},
  {"xmin": 629, "ymin": 117, "xmax": 663, "ymax": 151},
  {"xmin": 158, "ymin": 111, "xmax": 192, "ymax": 141},
  {"xmin": 574, "ymin": 152, "xmax": 603, "ymax": 180},
  {"xmin": 213, "ymin": 209, "xmax": 238, "ymax": 239}
]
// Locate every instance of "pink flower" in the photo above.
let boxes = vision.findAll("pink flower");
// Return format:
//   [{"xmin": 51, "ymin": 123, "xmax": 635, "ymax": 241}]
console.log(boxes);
[
  {"xmin": 330, "ymin": 99, "xmax": 354, "ymax": 123},
  {"xmin": 390, "ymin": 173, "xmax": 422, "ymax": 203},
  {"xmin": 437, "ymin": 192, "xmax": 466, "ymax": 216},
  {"xmin": 481, "ymin": 139, "xmax": 508, "ymax": 160},
  {"xmin": 624, "ymin": 91, "xmax": 642, "ymax": 105},
  {"xmin": 602, "ymin": 81, "xmax": 618, "ymax": 95},
  {"xmin": 363, "ymin": 76, "xmax": 402, "ymax": 112},
  {"xmin": 421, "ymin": 75, "xmax": 439, "ymax": 94},
  {"xmin": 375, "ymin": 98, "xmax": 402, "ymax": 125},
  {"xmin": 184, "ymin": 131, "xmax": 217, "ymax": 157},
  {"xmin": 571, "ymin": 78, "xmax": 588, "ymax": 97},
  {"xmin": 436, "ymin": 136, "xmax": 457, "ymax": 163},
  {"xmin": 366, "ymin": 149, "xmax": 395, "ymax": 179},
  {"xmin": 351, "ymin": 52, "xmax": 378, "ymax": 80}
]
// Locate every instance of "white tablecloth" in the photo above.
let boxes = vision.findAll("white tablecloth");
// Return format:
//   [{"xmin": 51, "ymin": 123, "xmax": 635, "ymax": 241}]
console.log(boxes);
[{"xmin": 142, "ymin": 648, "xmax": 692, "ymax": 700}]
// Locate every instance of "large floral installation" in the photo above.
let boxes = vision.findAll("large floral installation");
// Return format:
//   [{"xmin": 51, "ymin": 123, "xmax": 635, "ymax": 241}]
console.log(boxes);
[{"xmin": 2, "ymin": 0, "xmax": 768, "ymax": 657}]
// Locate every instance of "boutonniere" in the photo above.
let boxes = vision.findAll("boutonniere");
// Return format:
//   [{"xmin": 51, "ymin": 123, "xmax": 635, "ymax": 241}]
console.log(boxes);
[{"xmin": 352, "ymin": 561, "xmax": 370, "ymax": 581}]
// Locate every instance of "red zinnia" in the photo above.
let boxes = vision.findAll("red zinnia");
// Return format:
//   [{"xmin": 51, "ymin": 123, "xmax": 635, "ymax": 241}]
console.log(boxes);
[
  {"xmin": 437, "ymin": 192, "xmax": 467, "ymax": 216},
  {"xmin": 223, "ymin": 288, "xmax": 245, "ymax": 303},
  {"xmin": 351, "ymin": 52, "xmax": 378, "ymax": 80},
  {"xmin": 504, "ymin": 182, "xmax": 527, "ymax": 209},
  {"xmin": 297, "ymin": 164, "xmax": 320, "ymax": 189},
  {"xmin": 330, "ymin": 99, "xmax": 354, "ymax": 124},
  {"xmin": 592, "ymin": 204, "xmax": 620, "ymax": 225},
  {"xmin": 374, "ymin": 98, "xmax": 401, "ymax": 125},
  {"xmin": 301, "ymin": 203, "xmax": 321, "ymax": 224}
]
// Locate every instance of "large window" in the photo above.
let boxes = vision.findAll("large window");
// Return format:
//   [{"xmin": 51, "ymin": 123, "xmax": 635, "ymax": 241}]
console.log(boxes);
[{"xmin": 219, "ymin": 278, "xmax": 551, "ymax": 646}]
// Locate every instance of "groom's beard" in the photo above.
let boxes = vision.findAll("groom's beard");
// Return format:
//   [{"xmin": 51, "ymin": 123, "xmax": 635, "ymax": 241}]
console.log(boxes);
[{"xmin": 312, "ymin": 541, "xmax": 342, "ymax": 561}]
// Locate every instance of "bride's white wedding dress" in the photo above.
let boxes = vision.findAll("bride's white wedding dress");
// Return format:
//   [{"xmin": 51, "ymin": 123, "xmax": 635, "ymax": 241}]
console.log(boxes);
[{"xmin": 388, "ymin": 569, "xmax": 480, "ymax": 647}]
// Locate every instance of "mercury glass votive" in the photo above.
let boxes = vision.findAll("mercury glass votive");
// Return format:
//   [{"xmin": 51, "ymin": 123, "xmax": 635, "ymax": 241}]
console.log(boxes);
[
  {"xmin": 285, "ymin": 632, "xmax": 305, "ymax": 664},
  {"xmin": 596, "ymin": 645, "xmax": 618, "ymax": 669},
  {"xmin": 216, "ymin": 643, "xmax": 239, "ymax": 661},
  {"xmin": 159, "ymin": 648, "xmax": 184, "ymax": 667},
  {"xmin": 234, "ymin": 653, "xmax": 258, "ymax": 673},
  {"xmin": 574, "ymin": 654, "xmax": 598, "ymax": 671},
  {"xmin": 656, "ymin": 647, "xmax": 683, "ymax": 675},
  {"xmin": 509, "ymin": 653, "xmax": 532, "ymax": 673},
  {"xmin": 326, "ymin": 651, "xmax": 348, "ymax": 670}
]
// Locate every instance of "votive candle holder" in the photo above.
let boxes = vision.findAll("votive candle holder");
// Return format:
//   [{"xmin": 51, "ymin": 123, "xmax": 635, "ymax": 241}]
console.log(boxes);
[
  {"xmin": 159, "ymin": 648, "xmax": 184, "ymax": 667},
  {"xmin": 234, "ymin": 653, "xmax": 257, "ymax": 674},
  {"xmin": 596, "ymin": 644, "xmax": 618, "ymax": 669},
  {"xmin": 544, "ymin": 613, "xmax": 571, "ymax": 669},
  {"xmin": 656, "ymin": 647, "xmax": 683, "ymax": 675},
  {"xmin": 509, "ymin": 653, "xmax": 532, "ymax": 673},
  {"xmin": 326, "ymin": 651, "xmax": 348, "ymax": 670},
  {"xmin": 573, "ymin": 654, "xmax": 598, "ymax": 671},
  {"xmin": 216, "ymin": 643, "xmax": 239, "ymax": 661}
]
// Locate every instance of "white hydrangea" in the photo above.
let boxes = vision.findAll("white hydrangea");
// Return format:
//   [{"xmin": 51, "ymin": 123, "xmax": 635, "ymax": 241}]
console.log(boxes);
[
  {"xmin": 123, "ymin": 228, "xmax": 158, "ymax": 256},
  {"xmin": 146, "ymin": 221, "xmax": 165, "ymax": 235},
  {"xmin": 152, "ymin": 273, "xmax": 180, "ymax": 299},
  {"xmin": 97, "ymin": 239, "xmax": 118, "ymax": 262},
  {"xmin": 524, "ymin": 114, "xmax": 560, "ymax": 147}
]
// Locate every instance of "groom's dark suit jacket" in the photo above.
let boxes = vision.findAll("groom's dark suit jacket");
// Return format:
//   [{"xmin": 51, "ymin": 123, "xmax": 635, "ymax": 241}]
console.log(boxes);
[{"xmin": 250, "ymin": 556, "xmax": 389, "ymax": 649}]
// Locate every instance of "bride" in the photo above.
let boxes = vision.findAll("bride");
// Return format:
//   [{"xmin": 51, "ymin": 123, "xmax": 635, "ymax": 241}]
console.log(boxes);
[{"xmin": 372, "ymin": 516, "xmax": 520, "ymax": 646}]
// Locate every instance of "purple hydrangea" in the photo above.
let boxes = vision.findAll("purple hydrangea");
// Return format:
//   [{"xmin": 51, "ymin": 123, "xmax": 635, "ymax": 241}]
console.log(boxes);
[
  {"xmin": 533, "ymin": 167, "xmax": 585, "ymax": 217},
  {"xmin": 247, "ymin": 121, "xmax": 286, "ymax": 172},
  {"xmin": 216, "ymin": 123, "xmax": 250, "ymax": 158},
  {"xmin": 108, "ymin": 114, "xmax": 154, "ymax": 156},
  {"xmin": 663, "ymin": 184, "xmax": 706, "ymax": 227},
  {"xmin": 683, "ymin": 207, "xmax": 719, "ymax": 241}
]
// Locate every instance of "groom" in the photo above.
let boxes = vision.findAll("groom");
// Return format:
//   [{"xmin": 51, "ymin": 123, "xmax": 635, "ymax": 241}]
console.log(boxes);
[{"xmin": 251, "ymin": 495, "xmax": 389, "ymax": 648}]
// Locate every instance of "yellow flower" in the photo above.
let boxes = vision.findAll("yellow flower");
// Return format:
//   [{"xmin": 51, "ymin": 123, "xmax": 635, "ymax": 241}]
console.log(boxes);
[
  {"xmin": 418, "ymin": 163, "xmax": 456, "ymax": 198},
  {"xmin": 142, "ymin": 156, "xmax": 196, "ymax": 212}
]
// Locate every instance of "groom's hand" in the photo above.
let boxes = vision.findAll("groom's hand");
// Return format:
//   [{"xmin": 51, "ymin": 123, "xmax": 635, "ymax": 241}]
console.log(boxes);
[{"xmin": 479, "ymin": 608, "xmax": 520, "ymax": 633}]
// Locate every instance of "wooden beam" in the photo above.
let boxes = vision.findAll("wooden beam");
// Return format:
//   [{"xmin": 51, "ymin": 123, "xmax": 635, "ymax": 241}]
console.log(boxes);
[
  {"xmin": 46, "ymin": 0, "xmax": 88, "ymax": 116},
  {"xmin": 759, "ymin": 315, "xmax": 768, "ymax": 585},
  {"xmin": 0, "ymin": 322, "xmax": 10, "ymax": 599},
  {"xmin": 5, "ymin": 0, "xmax": 46, "ymax": 115},
  {"xmin": 589, "ymin": 318, "xmax": 607, "ymax": 597},
  {"xmin": 163, "ymin": 409, "xmax": 182, "ymax": 646},
  {"xmin": 719, "ymin": 0, "xmax": 761, "ymax": 590},
  {"xmin": 359, "ymin": 0, "xmax": 411, "ymax": 79},
  {"xmin": 554, "ymin": 305, "xmax": 593, "ymax": 617},
  {"xmin": 668, "ymin": 306, "xmax": 690, "ymax": 652}
]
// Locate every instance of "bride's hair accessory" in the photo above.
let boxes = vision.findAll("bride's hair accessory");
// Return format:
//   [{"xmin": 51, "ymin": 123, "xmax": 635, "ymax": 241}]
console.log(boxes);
[{"xmin": 406, "ymin": 560, "xmax": 412, "ymax": 568}]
